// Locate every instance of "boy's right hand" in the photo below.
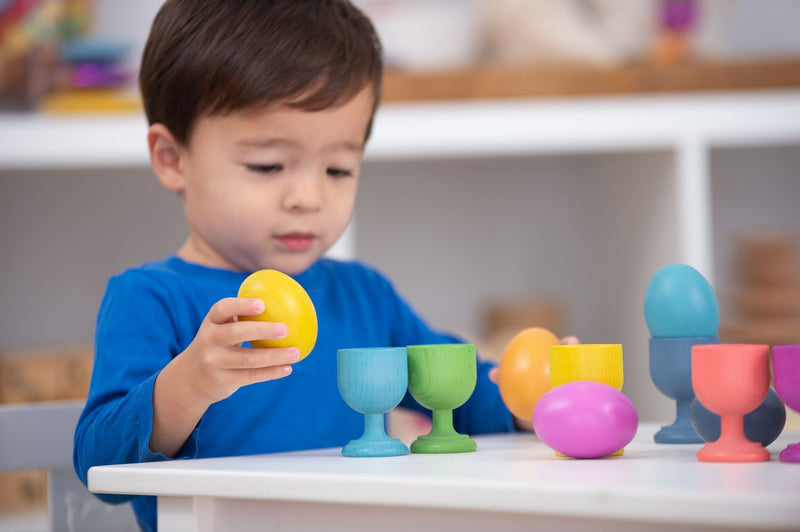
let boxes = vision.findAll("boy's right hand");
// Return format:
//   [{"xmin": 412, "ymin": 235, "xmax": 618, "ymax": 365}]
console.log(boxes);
[
  {"xmin": 151, "ymin": 297, "xmax": 298, "ymax": 457},
  {"xmin": 177, "ymin": 297, "xmax": 300, "ymax": 406}
]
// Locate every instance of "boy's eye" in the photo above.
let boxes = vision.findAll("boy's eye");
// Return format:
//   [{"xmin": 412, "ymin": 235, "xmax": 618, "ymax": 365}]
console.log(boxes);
[
  {"xmin": 327, "ymin": 167, "xmax": 352, "ymax": 178},
  {"xmin": 246, "ymin": 164, "xmax": 282, "ymax": 174}
]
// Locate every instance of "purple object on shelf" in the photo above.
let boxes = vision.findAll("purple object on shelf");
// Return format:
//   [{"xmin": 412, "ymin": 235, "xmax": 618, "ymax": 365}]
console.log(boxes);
[
  {"xmin": 773, "ymin": 344, "xmax": 800, "ymax": 463},
  {"xmin": 70, "ymin": 63, "xmax": 131, "ymax": 88},
  {"xmin": 533, "ymin": 381, "xmax": 639, "ymax": 459},
  {"xmin": 660, "ymin": 0, "xmax": 696, "ymax": 31}
]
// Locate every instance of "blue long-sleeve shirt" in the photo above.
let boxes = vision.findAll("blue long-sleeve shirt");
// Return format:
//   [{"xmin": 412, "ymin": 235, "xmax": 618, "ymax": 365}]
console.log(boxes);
[{"xmin": 74, "ymin": 256, "xmax": 514, "ymax": 531}]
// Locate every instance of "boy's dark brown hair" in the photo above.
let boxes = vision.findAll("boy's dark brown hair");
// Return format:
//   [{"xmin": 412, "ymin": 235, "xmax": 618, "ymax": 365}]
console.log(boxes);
[{"xmin": 139, "ymin": 0, "xmax": 383, "ymax": 145}]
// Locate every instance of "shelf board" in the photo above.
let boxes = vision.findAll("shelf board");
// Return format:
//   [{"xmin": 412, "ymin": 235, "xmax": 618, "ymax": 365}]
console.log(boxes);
[
  {"xmin": 367, "ymin": 90, "xmax": 800, "ymax": 161},
  {"xmin": 383, "ymin": 58, "xmax": 800, "ymax": 102},
  {"xmin": 2, "ymin": 90, "xmax": 800, "ymax": 170},
  {"xmin": 0, "ymin": 113, "xmax": 149, "ymax": 169}
]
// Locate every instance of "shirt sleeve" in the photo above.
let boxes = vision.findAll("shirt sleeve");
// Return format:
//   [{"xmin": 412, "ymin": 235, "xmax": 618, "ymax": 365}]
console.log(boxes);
[
  {"xmin": 364, "ymin": 267, "xmax": 516, "ymax": 435},
  {"xmin": 73, "ymin": 273, "xmax": 201, "ymax": 503}
]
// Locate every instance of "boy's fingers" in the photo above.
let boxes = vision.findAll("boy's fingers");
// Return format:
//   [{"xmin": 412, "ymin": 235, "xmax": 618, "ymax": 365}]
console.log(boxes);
[
  {"xmin": 223, "ymin": 320, "xmax": 288, "ymax": 346},
  {"xmin": 237, "ymin": 364, "xmax": 293, "ymax": 386},
  {"xmin": 207, "ymin": 297, "xmax": 265, "ymax": 324},
  {"xmin": 222, "ymin": 346, "xmax": 300, "ymax": 370}
]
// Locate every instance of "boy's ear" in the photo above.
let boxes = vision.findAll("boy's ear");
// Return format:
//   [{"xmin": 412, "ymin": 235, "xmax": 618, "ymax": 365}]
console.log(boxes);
[{"xmin": 148, "ymin": 124, "xmax": 186, "ymax": 193}]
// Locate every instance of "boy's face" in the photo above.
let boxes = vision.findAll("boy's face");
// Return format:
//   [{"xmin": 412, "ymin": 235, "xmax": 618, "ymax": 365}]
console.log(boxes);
[{"xmin": 167, "ymin": 87, "xmax": 374, "ymax": 275}]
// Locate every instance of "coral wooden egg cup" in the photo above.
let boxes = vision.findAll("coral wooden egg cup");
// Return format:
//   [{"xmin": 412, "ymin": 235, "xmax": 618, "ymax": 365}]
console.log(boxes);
[{"xmin": 691, "ymin": 344, "xmax": 771, "ymax": 462}]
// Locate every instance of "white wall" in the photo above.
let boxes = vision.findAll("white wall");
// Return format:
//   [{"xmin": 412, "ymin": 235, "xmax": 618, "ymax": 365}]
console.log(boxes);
[
  {"xmin": 0, "ymin": 167, "xmax": 184, "ymax": 349},
  {"xmin": 92, "ymin": 0, "xmax": 164, "ymax": 73}
]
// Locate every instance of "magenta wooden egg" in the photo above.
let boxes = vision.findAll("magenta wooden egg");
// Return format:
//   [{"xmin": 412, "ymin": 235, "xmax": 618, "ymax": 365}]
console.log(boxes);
[{"xmin": 533, "ymin": 381, "xmax": 639, "ymax": 458}]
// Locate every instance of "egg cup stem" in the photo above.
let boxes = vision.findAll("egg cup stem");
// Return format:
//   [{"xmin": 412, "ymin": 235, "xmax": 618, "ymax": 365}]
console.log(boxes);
[
  {"xmin": 363, "ymin": 413, "xmax": 388, "ymax": 440},
  {"xmin": 410, "ymin": 409, "xmax": 477, "ymax": 454},
  {"xmin": 655, "ymin": 398, "xmax": 703, "ymax": 443},
  {"xmin": 696, "ymin": 414, "xmax": 769, "ymax": 462}
]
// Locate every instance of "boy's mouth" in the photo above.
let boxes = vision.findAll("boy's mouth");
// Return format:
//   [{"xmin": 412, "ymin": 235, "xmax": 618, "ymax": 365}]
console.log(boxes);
[{"xmin": 275, "ymin": 233, "xmax": 316, "ymax": 251}]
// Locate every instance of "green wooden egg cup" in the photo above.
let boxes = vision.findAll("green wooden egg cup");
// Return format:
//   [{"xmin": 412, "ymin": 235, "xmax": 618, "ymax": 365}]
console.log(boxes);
[{"xmin": 407, "ymin": 344, "xmax": 477, "ymax": 454}]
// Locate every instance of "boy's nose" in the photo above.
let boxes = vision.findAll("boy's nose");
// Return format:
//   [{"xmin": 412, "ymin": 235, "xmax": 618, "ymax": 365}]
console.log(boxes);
[{"xmin": 283, "ymin": 174, "xmax": 323, "ymax": 213}]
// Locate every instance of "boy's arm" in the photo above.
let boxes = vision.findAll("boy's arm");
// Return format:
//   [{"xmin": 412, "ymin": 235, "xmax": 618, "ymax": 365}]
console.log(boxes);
[
  {"xmin": 74, "ymin": 275, "xmax": 298, "ymax": 492},
  {"xmin": 74, "ymin": 274, "xmax": 197, "ymax": 496}
]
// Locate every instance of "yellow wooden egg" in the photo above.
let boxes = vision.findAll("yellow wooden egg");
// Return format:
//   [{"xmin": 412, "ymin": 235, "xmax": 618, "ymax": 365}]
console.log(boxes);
[{"xmin": 237, "ymin": 269, "xmax": 318, "ymax": 360}]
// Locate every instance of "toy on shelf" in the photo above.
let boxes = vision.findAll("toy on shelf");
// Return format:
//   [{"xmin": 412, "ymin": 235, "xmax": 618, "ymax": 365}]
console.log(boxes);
[
  {"xmin": 59, "ymin": 36, "xmax": 131, "ymax": 86},
  {"xmin": 0, "ymin": 0, "xmax": 140, "ymax": 111},
  {"xmin": 497, "ymin": 327, "xmax": 560, "ymax": 424},
  {"xmin": 406, "ymin": 344, "xmax": 477, "ymax": 453},
  {"xmin": 690, "ymin": 388, "xmax": 785, "ymax": 447},
  {"xmin": 691, "ymin": 344, "xmax": 771, "ymax": 462},
  {"xmin": 534, "ymin": 344, "xmax": 637, "ymax": 458},
  {"xmin": 533, "ymin": 381, "xmax": 638, "ymax": 459},
  {"xmin": 43, "ymin": 33, "xmax": 140, "ymax": 113},
  {"xmin": 337, "ymin": 347, "xmax": 409, "ymax": 457},
  {"xmin": 773, "ymin": 344, "xmax": 800, "ymax": 463},
  {"xmin": 645, "ymin": 263, "xmax": 719, "ymax": 443},
  {"xmin": 0, "ymin": 0, "xmax": 63, "ymax": 109},
  {"xmin": 650, "ymin": 0, "xmax": 696, "ymax": 65},
  {"xmin": 237, "ymin": 269, "xmax": 318, "ymax": 359}
]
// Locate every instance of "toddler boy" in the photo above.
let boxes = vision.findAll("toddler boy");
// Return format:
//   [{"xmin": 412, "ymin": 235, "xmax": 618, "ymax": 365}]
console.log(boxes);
[{"xmin": 74, "ymin": 2, "xmax": 516, "ymax": 530}]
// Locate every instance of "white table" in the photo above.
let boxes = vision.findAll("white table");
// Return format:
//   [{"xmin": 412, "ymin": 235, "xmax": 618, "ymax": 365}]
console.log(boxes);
[{"xmin": 89, "ymin": 424, "xmax": 800, "ymax": 532}]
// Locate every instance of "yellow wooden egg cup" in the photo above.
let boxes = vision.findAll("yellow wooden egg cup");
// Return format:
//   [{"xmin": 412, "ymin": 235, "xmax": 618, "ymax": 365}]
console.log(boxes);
[
  {"xmin": 549, "ymin": 344, "xmax": 625, "ymax": 457},
  {"xmin": 550, "ymin": 344, "xmax": 624, "ymax": 390}
]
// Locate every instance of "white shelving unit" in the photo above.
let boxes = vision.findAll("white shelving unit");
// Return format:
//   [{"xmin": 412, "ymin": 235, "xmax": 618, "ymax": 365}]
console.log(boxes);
[
  {"xmin": 368, "ymin": 90, "xmax": 800, "ymax": 280},
  {"xmin": 4, "ymin": 90, "xmax": 800, "ymax": 275},
  {"xmin": 2, "ymin": 89, "xmax": 800, "ymax": 421}
]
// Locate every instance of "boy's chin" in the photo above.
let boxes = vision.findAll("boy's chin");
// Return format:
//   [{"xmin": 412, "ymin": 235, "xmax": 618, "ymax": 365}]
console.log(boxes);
[{"xmin": 262, "ymin": 253, "xmax": 322, "ymax": 276}]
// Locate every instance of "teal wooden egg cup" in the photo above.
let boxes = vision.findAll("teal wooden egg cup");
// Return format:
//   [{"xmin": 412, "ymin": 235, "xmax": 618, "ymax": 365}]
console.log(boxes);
[
  {"xmin": 337, "ymin": 347, "xmax": 409, "ymax": 457},
  {"xmin": 407, "ymin": 344, "xmax": 477, "ymax": 454},
  {"xmin": 649, "ymin": 337, "xmax": 718, "ymax": 443}
]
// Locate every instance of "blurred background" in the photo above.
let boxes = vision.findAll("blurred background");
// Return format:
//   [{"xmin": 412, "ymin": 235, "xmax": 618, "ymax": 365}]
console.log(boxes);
[{"xmin": 2, "ymin": 0, "xmax": 800, "ymax": 526}]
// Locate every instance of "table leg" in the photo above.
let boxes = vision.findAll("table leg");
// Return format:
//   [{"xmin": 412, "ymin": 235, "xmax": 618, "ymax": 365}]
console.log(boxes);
[{"xmin": 158, "ymin": 496, "xmax": 215, "ymax": 532}]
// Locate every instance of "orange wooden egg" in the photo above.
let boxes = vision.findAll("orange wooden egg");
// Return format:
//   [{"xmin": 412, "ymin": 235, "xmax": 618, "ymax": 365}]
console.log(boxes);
[{"xmin": 498, "ymin": 327, "xmax": 560, "ymax": 421}]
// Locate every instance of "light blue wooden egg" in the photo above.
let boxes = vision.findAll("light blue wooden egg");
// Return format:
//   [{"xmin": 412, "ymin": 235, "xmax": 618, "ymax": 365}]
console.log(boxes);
[{"xmin": 644, "ymin": 263, "xmax": 719, "ymax": 338}]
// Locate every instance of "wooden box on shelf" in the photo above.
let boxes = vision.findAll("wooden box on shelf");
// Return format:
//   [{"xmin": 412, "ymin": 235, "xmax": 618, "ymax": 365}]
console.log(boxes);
[
  {"xmin": 720, "ymin": 232, "xmax": 800, "ymax": 346},
  {"xmin": 0, "ymin": 344, "xmax": 93, "ymax": 514}
]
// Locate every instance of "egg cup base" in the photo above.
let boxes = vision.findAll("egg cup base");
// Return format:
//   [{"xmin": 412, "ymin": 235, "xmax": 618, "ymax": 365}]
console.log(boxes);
[{"xmin": 655, "ymin": 422, "xmax": 704, "ymax": 444}]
